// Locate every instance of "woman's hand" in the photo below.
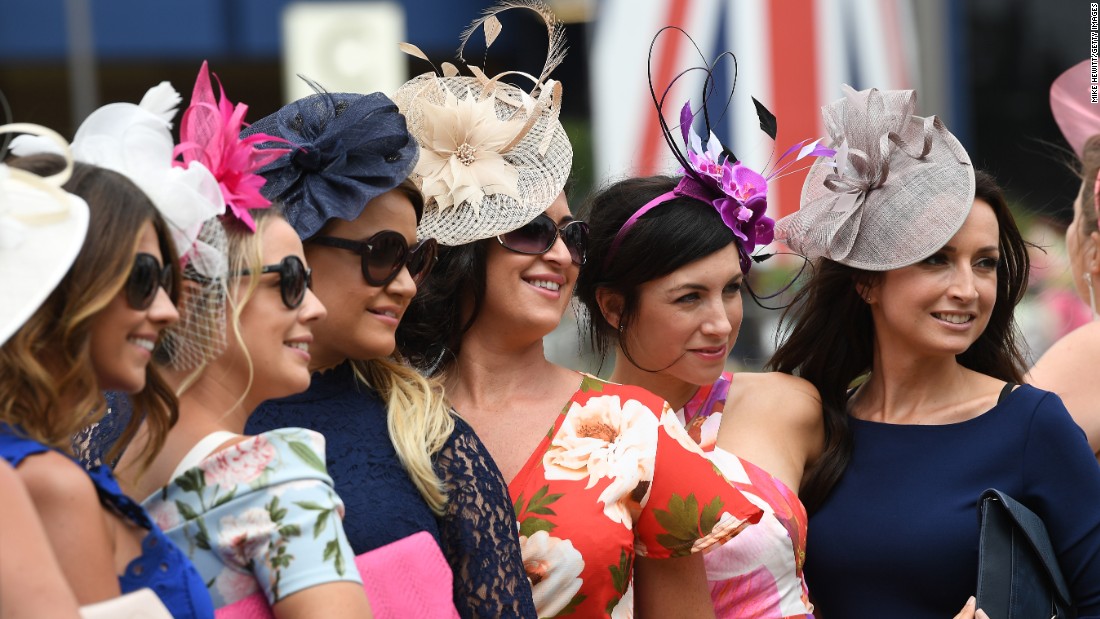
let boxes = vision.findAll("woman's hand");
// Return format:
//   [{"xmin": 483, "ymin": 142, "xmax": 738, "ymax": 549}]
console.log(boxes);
[{"xmin": 953, "ymin": 596, "xmax": 990, "ymax": 619}]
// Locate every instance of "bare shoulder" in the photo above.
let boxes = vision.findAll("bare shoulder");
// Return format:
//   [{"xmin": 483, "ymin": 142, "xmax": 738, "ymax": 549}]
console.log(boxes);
[
  {"xmin": 1029, "ymin": 322, "xmax": 1100, "ymax": 453},
  {"xmin": 17, "ymin": 450, "xmax": 101, "ymax": 511},
  {"xmin": 1030, "ymin": 322, "xmax": 1100, "ymax": 384},
  {"xmin": 725, "ymin": 372, "xmax": 824, "ymax": 464},
  {"xmin": 727, "ymin": 371, "xmax": 822, "ymax": 416}
]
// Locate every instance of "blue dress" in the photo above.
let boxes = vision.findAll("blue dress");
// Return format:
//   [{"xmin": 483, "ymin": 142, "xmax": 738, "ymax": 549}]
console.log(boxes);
[
  {"xmin": 246, "ymin": 361, "xmax": 536, "ymax": 619},
  {"xmin": 805, "ymin": 385, "xmax": 1100, "ymax": 618},
  {"xmin": 0, "ymin": 426, "xmax": 214, "ymax": 619}
]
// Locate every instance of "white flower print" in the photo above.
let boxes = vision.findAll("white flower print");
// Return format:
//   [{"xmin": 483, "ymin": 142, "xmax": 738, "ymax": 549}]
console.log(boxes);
[
  {"xmin": 520, "ymin": 530, "xmax": 584, "ymax": 618},
  {"xmin": 202, "ymin": 436, "xmax": 277, "ymax": 488},
  {"xmin": 543, "ymin": 395, "xmax": 659, "ymax": 526},
  {"xmin": 213, "ymin": 566, "xmax": 259, "ymax": 604},
  {"xmin": 660, "ymin": 410, "xmax": 709, "ymax": 458},
  {"xmin": 609, "ymin": 580, "xmax": 634, "ymax": 619},
  {"xmin": 217, "ymin": 507, "xmax": 277, "ymax": 568}
]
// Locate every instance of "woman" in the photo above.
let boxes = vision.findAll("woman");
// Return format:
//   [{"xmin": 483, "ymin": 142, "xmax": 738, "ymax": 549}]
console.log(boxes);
[
  {"xmin": 115, "ymin": 207, "xmax": 373, "ymax": 617},
  {"xmin": 108, "ymin": 64, "xmax": 384, "ymax": 617},
  {"xmin": 2, "ymin": 150, "xmax": 214, "ymax": 618},
  {"xmin": 575, "ymin": 175, "xmax": 823, "ymax": 617},
  {"xmin": 1029, "ymin": 59, "xmax": 1100, "ymax": 461},
  {"xmin": 241, "ymin": 85, "xmax": 535, "ymax": 618},
  {"xmin": 769, "ymin": 85, "xmax": 1100, "ymax": 618},
  {"xmin": 0, "ymin": 124, "xmax": 87, "ymax": 619},
  {"xmin": 395, "ymin": 6, "xmax": 763, "ymax": 617}
]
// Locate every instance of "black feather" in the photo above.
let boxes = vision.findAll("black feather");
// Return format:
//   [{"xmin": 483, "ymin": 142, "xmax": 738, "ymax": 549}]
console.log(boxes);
[{"xmin": 752, "ymin": 96, "xmax": 778, "ymax": 140}]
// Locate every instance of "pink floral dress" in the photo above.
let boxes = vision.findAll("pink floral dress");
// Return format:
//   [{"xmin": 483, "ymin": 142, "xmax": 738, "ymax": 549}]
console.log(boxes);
[
  {"xmin": 509, "ymin": 374, "xmax": 763, "ymax": 617},
  {"xmin": 142, "ymin": 428, "xmax": 361, "ymax": 608},
  {"xmin": 678, "ymin": 372, "xmax": 815, "ymax": 618}
]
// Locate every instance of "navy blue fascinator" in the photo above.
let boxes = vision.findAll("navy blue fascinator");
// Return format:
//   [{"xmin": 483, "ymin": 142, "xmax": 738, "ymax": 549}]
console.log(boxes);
[{"xmin": 243, "ymin": 87, "xmax": 419, "ymax": 240}]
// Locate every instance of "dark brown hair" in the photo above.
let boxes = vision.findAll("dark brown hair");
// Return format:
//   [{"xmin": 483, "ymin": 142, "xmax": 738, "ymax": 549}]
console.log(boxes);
[
  {"xmin": 573, "ymin": 175, "xmax": 739, "ymax": 368},
  {"xmin": 0, "ymin": 155, "xmax": 180, "ymax": 468},
  {"xmin": 767, "ymin": 169, "xmax": 1030, "ymax": 514}
]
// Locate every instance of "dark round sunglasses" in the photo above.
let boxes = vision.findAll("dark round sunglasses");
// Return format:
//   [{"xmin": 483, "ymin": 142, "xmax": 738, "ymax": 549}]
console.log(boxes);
[
  {"xmin": 126, "ymin": 253, "xmax": 175, "ymax": 311},
  {"xmin": 309, "ymin": 231, "xmax": 438, "ymax": 287},
  {"xmin": 232, "ymin": 255, "xmax": 312, "ymax": 309},
  {"xmin": 497, "ymin": 214, "xmax": 589, "ymax": 266}
]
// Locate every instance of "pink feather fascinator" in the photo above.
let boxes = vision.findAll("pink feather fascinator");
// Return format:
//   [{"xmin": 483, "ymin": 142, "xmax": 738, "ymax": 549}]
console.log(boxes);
[{"xmin": 174, "ymin": 61, "xmax": 290, "ymax": 231}]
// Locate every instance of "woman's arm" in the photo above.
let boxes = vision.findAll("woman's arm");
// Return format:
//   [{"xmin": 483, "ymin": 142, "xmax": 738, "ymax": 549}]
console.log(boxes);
[
  {"xmin": 1028, "ymin": 322, "xmax": 1100, "ymax": 459},
  {"xmin": 273, "ymin": 582, "xmax": 373, "ymax": 619},
  {"xmin": 0, "ymin": 459, "xmax": 82, "ymax": 619},
  {"xmin": 632, "ymin": 554, "xmax": 715, "ymax": 619},
  {"xmin": 434, "ymin": 417, "xmax": 537, "ymax": 618},
  {"xmin": 17, "ymin": 451, "xmax": 121, "ymax": 605},
  {"xmin": 720, "ymin": 372, "xmax": 824, "ymax": 492}
]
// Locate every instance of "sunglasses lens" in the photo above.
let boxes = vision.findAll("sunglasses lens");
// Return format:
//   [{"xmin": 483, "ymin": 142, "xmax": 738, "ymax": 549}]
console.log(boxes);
[
  {"xmin": 126, "ymin": 254, "xmax": 159, "ymax": 310},
  {"xmin": 562, "ymin": 222, "xmax": 589, "ymax": 265},
  {"xmin": 500, "ymin": 215, "xmax": 557, "ymax": 255},
  {"xmin": 363, "ymin": 232, "xmax": 407, "ymax": 286},
  {"xmin": 282, "ymin": 256, "xmax": 307, "ymax": 309},
  {"xmin": 407, "ymin": 239, "xmax": 438, "ymax": 284}
]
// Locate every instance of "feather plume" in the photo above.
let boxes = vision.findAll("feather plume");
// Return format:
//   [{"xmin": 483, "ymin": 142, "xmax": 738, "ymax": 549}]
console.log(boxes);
[
  {"xmin": 457, "ymin": 0, "xmax": 567, "ymax": 88},
  {"xmin": 139, "ymin": 81, "xmax": 183, "ymax": 127}
]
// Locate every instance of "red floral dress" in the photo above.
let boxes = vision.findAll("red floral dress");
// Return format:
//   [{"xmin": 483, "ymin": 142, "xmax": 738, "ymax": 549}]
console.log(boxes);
[{"xmin": 509, "ymin": 374, "xmax": 764, "ymax": 617}]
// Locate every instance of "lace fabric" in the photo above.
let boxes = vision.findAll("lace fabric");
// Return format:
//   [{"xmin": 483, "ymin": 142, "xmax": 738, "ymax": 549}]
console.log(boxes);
[
  {"xmin": 245, "ymin": 362, "xmax": 536, "ymax": 618},
  {"xmin": 435, "ymin": 415, "xmax": 537, "ymax": 619},
  {"xmin": 72, "ymin": 391, "xmax": 134, "ymax": 468}
]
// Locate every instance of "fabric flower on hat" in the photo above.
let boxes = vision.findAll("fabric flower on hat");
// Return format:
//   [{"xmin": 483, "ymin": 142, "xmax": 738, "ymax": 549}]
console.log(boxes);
[
  {"xmin": 10, "ymin": 82, "xmax": 225, "ymax": 265},
  {"xmin": 243, "ymin": 89, "xmax": 419, "ymax": 240},
  {"xmin": 415, "ymin": 86, "xmax": 525, "ymax": 215},
  {"xmin": 175, "ymin": 61, "xmax": 290, "ymax": 232}
]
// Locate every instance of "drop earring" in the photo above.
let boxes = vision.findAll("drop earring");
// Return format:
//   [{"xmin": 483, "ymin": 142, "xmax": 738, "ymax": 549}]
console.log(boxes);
[{"xmin": 1087, "ymin": 273, "xmax": 1099, "ymax": 320}]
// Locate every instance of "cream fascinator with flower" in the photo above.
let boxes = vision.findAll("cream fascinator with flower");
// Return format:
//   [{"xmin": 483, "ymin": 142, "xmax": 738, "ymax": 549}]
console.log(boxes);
[
  {"xmin": 392, "ymin": 0, "xmax": 573, "ymax": 246},
  {"xmin": 776, "ymin": 85, "xmax": 974, "ymax": 271}
]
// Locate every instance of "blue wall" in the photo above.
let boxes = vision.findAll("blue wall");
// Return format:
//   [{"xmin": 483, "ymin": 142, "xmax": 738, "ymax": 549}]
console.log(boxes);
[{"xmin": 0, "ymin": 0, "xmax": 487, "ymax": 61}]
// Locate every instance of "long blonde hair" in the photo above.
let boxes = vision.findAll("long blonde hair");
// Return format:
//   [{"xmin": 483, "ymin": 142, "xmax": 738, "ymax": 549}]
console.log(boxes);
[
  {"xmin": 351, "ymin": 357, "xmax": 454, "ymax": 514},
  {"xmin": 0, "ymin": 157, "xmax": 180, "ymax": 467}
]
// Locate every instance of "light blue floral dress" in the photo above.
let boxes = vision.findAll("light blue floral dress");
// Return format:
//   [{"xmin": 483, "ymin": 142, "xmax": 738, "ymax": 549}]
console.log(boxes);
[{"xmin": 142, "ymin": 427, "xmax": 361, "ymax": 608}]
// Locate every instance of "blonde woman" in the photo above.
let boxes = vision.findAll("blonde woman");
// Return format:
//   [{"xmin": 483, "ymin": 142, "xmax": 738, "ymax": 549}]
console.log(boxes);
[{"xmin": 242, "ymin": 87, "xmax": 535, "ymax": 618}]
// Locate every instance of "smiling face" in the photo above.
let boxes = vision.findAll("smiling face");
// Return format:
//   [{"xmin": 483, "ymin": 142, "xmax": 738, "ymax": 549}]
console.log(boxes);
[
  {"xmin": 477, "ymin": 193, "xmax": 578, "ymax": 341},
  {"xmin": 870, "ymin": 199, "xmax": 1000, "ymax": 359},
  {"xmin": 306, "ymin": 189, "xmax": 419, "ymax": 368},
  {"xmin": 619, "ymin": 243, "xmax": 744, "ymax": 388},
  {"xmin": 88, "ymin": 221, "xmax": 180, "ymax": 392},
  {"xmin": 221, "ymin": 217, "xmax": 326, "ymax": 404}
]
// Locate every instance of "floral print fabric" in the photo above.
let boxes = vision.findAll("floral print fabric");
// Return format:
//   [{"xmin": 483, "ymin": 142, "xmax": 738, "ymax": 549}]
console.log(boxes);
[
  {"xmin": 678, "ymin": 372, "xmax": 814, "ymax": 618},
  {"xmin": 142, "ymin": 428, "xmax": 361, "ymax": 608},
  {"xmin": 509, "ymin": 374, "xmax": 763, "ymax": 617}
]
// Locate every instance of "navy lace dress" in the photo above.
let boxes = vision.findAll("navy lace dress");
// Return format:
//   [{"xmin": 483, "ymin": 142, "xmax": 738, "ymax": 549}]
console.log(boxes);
[
  {"xmin": 0, "ymin": 426, "xmax": 214, "ymax": 618},
  {"xmin": 246, "ymin": 361, "xmax": 536, "ymax": 619}
]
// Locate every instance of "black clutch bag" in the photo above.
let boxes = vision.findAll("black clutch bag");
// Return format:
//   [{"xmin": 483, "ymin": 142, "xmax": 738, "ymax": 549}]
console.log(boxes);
[{"xmin": 976, "ymin": 488, "xmax": 1074, "ymax": 618}]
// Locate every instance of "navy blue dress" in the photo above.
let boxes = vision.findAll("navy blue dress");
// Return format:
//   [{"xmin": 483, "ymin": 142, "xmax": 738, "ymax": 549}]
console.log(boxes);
[
  {"xmin": 805, "ymin": 385, "xmax": 1100, "ymax": 618},
  {"xmin": 0, "ymin": 427, "xmax": 214, "ymax": 619},
  {"xmin": 246, "ymin": 361, "xmax": 536, "ymax": 619}
]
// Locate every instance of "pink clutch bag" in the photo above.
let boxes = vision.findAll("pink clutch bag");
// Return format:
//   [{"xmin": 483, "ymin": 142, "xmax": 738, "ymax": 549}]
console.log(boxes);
[{"xmin": 215, "ymin": 531, "xmax": 459, "ymax": 619}]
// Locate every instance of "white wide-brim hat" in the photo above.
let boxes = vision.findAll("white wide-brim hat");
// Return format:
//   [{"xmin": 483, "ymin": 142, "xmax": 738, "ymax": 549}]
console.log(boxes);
[{"xmin": 0, "ymin": 123, "xmax": 90, "ymax": 346}]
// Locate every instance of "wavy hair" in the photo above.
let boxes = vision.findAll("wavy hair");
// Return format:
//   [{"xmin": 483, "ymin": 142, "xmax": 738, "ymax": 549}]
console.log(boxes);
[{"xmin": 0, "ymin": 156, "xmax": 180, "ymax": 468}]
